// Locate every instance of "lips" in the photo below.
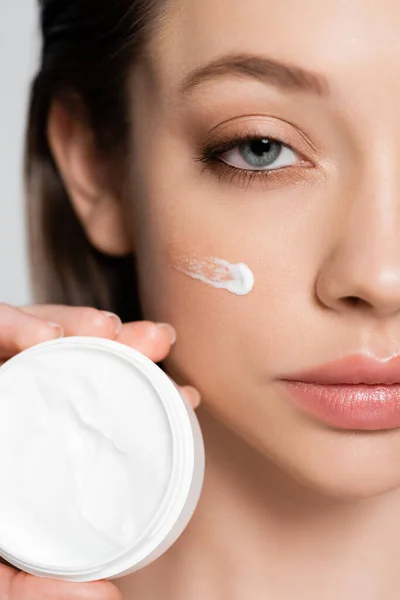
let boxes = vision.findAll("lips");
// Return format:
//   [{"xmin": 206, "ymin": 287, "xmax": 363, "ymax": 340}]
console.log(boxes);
[
  {"xmin": 280, "ymin": 354, "xmax": 400, "ymax": 430},
  {"xmin": 284, "ymin": 354, "xmax": 400, "ymax": 385}
]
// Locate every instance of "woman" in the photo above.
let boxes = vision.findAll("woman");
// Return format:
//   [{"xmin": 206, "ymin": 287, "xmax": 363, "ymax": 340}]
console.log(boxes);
[{"xmin": 2, "ymin": 0, "xmax": 400, "ymax": 598}]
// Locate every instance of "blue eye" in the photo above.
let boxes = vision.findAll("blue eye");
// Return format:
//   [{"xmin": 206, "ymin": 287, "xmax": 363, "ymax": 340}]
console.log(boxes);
[
  {"xmin": 219, "ymin": 138, "xmax": 299, "ymax": 171},
  {"xmin": 195, "ymin": 132, "xmax": 311, "ymax": 189}
]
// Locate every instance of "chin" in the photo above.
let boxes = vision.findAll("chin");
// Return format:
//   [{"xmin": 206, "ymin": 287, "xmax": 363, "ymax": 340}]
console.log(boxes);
[{"xmin": 268, "ymin": 427, "xmax": 400, "ymax": 502}]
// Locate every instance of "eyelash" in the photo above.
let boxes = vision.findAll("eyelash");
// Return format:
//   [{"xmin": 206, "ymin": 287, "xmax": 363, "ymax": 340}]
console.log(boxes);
[{"xmin": 195, "ymin": 133, "xmax": 309, "ymax": 189}]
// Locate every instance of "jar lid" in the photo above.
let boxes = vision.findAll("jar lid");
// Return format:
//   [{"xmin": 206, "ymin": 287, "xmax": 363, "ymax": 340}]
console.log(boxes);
[{"xmin": 0, "ymin": 337, "xmax": 205, "ymax": 581}]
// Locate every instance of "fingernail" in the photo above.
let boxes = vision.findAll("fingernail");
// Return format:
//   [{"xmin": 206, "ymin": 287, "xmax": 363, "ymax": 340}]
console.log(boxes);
[
  {"xmin": 157, "ymin": 323, "xmax": 177, "ymax": 345},
  {"xmin": 48, "ymin": 322, "xmax": 64, "ymax": 338},
  {"xmin": 103, "ymin": 311, "xmax": 122, "ymax": 336}
]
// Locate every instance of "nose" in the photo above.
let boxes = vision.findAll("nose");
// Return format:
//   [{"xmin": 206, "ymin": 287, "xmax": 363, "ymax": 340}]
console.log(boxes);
[{"xmin": 315, "ymin": 162, "xmax": 400, "ymax": 319}]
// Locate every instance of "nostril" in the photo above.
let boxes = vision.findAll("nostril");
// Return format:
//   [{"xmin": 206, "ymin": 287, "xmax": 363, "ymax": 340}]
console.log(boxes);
[{"xmin": 345, "ymin": 296, "xmax": 361, "ymax": 306}]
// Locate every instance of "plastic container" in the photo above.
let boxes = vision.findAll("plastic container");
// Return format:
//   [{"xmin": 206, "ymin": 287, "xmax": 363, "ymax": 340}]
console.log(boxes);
[{"xmin": 0, "ymin": 337, "xmax": 205, "ymax": 581}]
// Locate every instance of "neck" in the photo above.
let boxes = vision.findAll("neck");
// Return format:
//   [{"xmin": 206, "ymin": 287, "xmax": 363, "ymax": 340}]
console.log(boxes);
[{"xmin": 116, "ymin": 406, "xmax": 400, "ymax": 600}]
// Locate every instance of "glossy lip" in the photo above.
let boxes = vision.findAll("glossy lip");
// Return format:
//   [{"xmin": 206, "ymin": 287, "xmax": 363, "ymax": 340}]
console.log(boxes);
[
  {"xmin": 283, "ymin": 354, "xmax": 400, "ymax": 385},
  {"xmin": 279, "ymin": 354, "xmax": 400, "ymax": 430}
]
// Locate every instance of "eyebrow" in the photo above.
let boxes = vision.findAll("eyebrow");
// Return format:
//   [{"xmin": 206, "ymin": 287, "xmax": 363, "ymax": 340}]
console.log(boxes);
[{"xmin": 179, "ymin": 53, "xmax": 330, "ymax": 97}]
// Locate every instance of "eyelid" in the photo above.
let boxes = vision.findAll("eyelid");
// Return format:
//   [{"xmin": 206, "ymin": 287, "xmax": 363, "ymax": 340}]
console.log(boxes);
[
  {"xmin": 194, "ymin": 117, "xmax": 320, "ymax": 191},
  {"xmin": 215, "ymin": 135, "xmax": 298, "ymax": 160},
  {"xmin": 201, "ymin": 116, "xmax": 317, "ymax": 163},
  {"xmin": 201, "ymin": 133, "xmax": 312, "ymax": 174}
]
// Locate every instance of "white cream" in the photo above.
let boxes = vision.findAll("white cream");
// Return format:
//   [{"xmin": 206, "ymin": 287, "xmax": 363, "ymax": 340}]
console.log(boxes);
[
  {"xmin": 0, "ymin": 345, "xmax": 173, "ymax": 569},
  {"xmin": 173, "ymin": 256, "xmax": 254, "ymax": 296}
]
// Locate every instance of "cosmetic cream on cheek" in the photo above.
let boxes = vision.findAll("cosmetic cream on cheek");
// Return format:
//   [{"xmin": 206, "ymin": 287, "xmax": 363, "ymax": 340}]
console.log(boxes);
[
  {"xmin": 172, "ymin": 256, "xmax": 255, "ymax": 296},
  {"xmin": 0, "ymin": 337, "xmax": 205, "ymax": 582}
]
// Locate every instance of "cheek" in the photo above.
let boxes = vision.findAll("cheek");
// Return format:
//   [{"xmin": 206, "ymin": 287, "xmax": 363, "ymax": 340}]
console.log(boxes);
[
  {"xmin": 170, "ymin": 256, "xmax": 254, "ymax": 296},
  {"xmin": 131, "ymin": 165, "xmax": 380, "ymax": 495},
  {"xmin": 132, "ymin": 176, "xmax": 317, "ymax": 402},
  {"xmin": 128, "ymin": 125, "xmax": 328, "ymax": 447}
]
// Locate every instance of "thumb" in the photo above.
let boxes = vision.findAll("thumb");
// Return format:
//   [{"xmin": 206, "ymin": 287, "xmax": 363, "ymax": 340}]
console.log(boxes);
[{"xmin": 0, "ymin": 564, "xmax": 121, "ymax": 600}]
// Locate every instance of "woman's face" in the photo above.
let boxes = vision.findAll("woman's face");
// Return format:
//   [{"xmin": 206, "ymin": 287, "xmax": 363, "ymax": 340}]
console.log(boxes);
[{"xmin": 127, "ymin": 0, "xmax": 400, "ymax": 499}]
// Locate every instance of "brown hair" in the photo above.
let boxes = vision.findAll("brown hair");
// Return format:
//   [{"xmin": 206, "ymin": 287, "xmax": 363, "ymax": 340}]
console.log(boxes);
[{"xmin": 25, "ymin": 0, "xmax": 165, "ymax": 322}]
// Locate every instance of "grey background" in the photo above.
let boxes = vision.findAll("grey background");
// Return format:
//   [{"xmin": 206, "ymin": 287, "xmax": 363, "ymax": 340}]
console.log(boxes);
[{"xmin": 0, "ymin": 0, "xmax": 38, "ymax": 305}]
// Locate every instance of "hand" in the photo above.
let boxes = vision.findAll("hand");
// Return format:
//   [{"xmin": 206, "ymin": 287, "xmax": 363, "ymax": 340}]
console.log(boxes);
[
  {"xmin": 0, "ymin": 303, "xmax": 201, "ymax": 407},
  {"xmin": 0, "ymin": 303, "xmax": 201, "ymax": 600}
]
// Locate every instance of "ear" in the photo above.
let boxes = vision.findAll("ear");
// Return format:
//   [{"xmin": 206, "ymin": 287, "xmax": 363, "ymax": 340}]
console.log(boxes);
[{"xmin": 47, "ymin": 100, "xmax": 133, "ymax": 256}]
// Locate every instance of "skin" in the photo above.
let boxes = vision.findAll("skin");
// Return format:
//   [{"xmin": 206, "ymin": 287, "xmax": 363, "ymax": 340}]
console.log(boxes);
[{"xmin": 9, "ymin": 0, "xmax": 400, "ymax": 597}]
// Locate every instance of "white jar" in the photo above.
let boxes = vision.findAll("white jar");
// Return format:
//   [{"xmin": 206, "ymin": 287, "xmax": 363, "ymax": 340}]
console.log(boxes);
[{"xmin": 0, "ymin": 337, "xmax": 205, "ymax": 581}]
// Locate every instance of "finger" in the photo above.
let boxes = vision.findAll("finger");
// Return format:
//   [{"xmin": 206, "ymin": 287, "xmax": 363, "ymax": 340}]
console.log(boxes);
[
  {"xmin": 1, "ymin": 565, "xmax": 121, "ymax": 600},
  {"xmin": 0, "ymin": 304, "xmax": 63, "ymax": 360},
  {"xmin": 116, "ymin": 324, "xmax": 201, "ymax": 407},
  {"xmin": 21, "ymin": 306, "xmax": 121, "ymax": 339},
  {"xmin": 115, "ymin": 321, "xmax": 176, "ymax": 363},
  {"xmin": 179, "ymin": 385, "xmax": 202, "ymax": 409},
  {"xmin": 165, "ymin": 375, "xmax": 202, "ymax": 410}
]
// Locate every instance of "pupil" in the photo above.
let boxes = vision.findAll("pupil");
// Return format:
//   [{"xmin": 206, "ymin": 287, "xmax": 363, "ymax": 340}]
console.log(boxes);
[{"xmin": 250, "ymin": 139, "xmax": 273, "ymax": 156}]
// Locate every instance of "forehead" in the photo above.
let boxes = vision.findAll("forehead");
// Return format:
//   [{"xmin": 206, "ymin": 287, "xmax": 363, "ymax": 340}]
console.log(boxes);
[{"xmin": 148, "ymin": 0, "xmax": 400, "ymax": 101}]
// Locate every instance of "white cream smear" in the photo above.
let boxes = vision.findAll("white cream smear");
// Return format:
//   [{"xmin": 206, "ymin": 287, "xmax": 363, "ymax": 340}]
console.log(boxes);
[
  {"xmin": 0, "ymin": 346, "xmax": 172, "ymax": 569},
  {"xmin": 173, "ymin": 256, "xmax": 254, "ymax": 295}
]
